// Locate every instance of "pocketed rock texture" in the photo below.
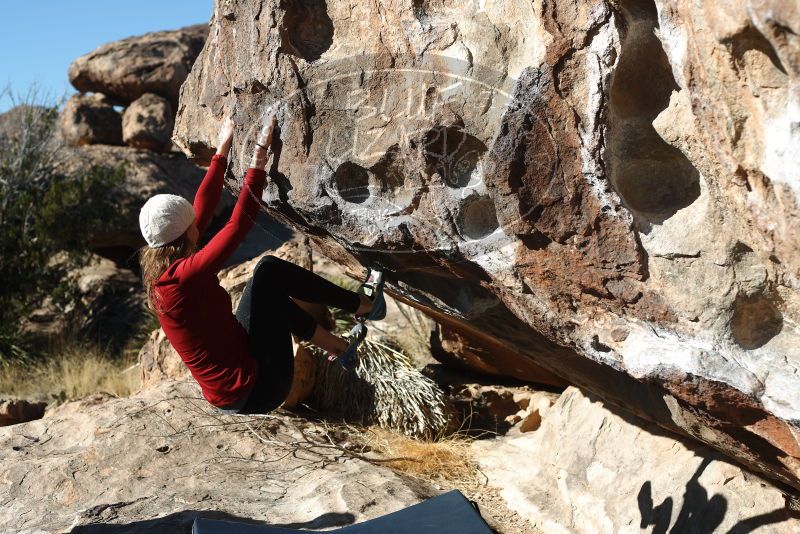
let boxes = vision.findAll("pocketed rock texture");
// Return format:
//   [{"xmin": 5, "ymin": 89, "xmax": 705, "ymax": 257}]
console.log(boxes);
[
  {"xmin": 69, "ymin": 24, "xmax": 208, "ymax": 106},
  {"xmin": 475, "ymin": 387, "xmax": 799, "ymax": 533},
  {"xmin": 0, "ymin": 381, "xmax": 431, "ymax": 533},
  {"xmin": 174, "ymin": 1, "xmax": 800, "ymax": 491}
]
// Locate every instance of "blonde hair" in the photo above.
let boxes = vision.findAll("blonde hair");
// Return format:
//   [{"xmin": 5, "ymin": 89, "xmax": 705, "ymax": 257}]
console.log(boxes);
[{"xmin": 139, "ymin": 231, "xmax": 196, "ymax": 312}]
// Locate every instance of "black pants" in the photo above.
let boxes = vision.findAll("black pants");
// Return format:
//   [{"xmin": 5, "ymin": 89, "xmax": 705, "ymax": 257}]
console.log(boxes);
[{"xmin": 234, "ymin": 255, "xmax": 361, "ymax": 414}]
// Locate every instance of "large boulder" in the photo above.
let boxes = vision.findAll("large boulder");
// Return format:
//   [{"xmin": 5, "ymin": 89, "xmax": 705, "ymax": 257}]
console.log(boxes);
[
  {"xmin": 173, "ymin": 0, "xmax": 800, "ymax": 491},
  {"xmin": 68, "ymin": 24, "xmax": 208, "ymax": 106},
  {"xmin": 122, "ymin": 93, "xmax": 174, "ymax": 152},
  {"xmin": 59, "ymin": 93, "xmax": 122, "ymax": 146}
]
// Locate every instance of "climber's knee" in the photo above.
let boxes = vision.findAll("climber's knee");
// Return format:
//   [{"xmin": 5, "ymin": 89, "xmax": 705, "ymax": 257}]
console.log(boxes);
[{"xmin": 252, "ymin": 254, "xmax": 280, "ymax": 279}]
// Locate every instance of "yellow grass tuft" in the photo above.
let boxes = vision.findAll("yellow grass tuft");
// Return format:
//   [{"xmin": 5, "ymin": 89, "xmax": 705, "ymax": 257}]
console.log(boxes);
[
  {"xmin": 359, "ymin": 427, "xmax": 481, "ymax": 486},
  {"xmin": 0, "ymin": 342, "xmax": 140, "ymax": 403}
]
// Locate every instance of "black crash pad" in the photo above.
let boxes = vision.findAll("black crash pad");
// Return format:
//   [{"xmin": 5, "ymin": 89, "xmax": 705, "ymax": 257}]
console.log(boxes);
[{"xmin": 192, "ymin": 490, "xmax": 493, "ymax": 534}]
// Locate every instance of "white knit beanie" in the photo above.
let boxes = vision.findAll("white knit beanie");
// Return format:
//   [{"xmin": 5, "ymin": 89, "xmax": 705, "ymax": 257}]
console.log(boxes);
[{"xmin": 139, "ymin": 194, "xmax": 196, "ymax": 248}]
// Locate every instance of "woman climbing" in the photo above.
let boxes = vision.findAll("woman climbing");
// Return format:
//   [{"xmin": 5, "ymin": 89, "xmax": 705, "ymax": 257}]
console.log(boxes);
[{"xmin": 138, "ymin": 109, "xmax": 384, "ymax": 414}]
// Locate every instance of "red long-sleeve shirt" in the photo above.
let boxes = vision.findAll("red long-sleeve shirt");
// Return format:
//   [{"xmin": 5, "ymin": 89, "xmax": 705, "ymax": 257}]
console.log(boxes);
[{"xmin": 154, "ymin": 154, "xmax": 265, "ymax": 407}]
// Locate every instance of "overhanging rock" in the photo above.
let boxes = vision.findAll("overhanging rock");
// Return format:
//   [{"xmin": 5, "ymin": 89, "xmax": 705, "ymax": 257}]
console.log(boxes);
[{"xmin": 174, "ymin": 0, "xmax": 800, "ymax": 491}]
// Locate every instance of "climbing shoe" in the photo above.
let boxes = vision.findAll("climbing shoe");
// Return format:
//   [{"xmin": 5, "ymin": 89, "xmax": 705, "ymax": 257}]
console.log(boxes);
[
  {"xmin": 356, "ymin": 267, "xmax": 386, "ymax": 322},
  {"xmin": 327, "ymin": 322, "xmax": 367, "ymax": 370}
]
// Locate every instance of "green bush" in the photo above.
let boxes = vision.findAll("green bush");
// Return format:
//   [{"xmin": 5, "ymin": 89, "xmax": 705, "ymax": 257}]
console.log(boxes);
[{"xmin": 0, "ymin": 96, "xmax": 125, "ymax": 361}]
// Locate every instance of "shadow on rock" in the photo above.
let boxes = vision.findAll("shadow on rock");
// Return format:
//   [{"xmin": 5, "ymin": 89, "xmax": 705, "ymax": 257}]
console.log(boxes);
[{"xmin": 638, "ymin": 456, "xmax": 794, "ymax": 533}]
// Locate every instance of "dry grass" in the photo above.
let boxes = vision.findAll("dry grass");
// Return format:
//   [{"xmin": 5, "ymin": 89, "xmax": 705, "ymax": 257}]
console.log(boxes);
[
  {"xmin": 356, "ymin": 427, "xmax": 482, "ymax": 486},
  {"xmin": 0, "ymin": 342, "xmax": 140, "ymax": 403}
]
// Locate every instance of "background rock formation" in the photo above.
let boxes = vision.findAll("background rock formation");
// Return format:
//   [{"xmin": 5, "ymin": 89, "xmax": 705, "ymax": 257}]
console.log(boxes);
[
  {"xmin": 57, "ymin": 144, "xmax": 209, "ymax": 257},
  {"xmin": 22, "ymin": 255, "xmax": 147, "ymax": 351},
  {"xmin": 60, "ymin": 93, "xmax": 123, "ymax": 146},
  {"xmin": 69, "ymin": 24, "xmax": 208, "ymax": 107},
  {"xmin": 174, "ymin": 0, "xmax": 800, "ymax": 491},
  {"xmin": 58, "ymin": 23, "xmax": 291, "ymax": 273},
  {"xmin": 122, "ymin": 93, "xmax": 175, "ymax": 152}
]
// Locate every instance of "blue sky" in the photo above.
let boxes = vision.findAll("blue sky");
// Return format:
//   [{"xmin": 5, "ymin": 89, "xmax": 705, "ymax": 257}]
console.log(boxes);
[{"xmin": 0, "ymin": 0, "xmax": 213, "ymax": 111}]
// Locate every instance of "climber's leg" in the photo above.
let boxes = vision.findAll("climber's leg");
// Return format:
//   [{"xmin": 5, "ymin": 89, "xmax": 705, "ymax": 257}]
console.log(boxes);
[
  {"xmin": 233, "ymin": 266, "xmax": 300, "ymax": 413},
  {"xmin": 233, "ymin": 256, "xmax": 355, "ymax": 413},
  {"xmin": 249, "ymin": 255, "xmax": 363, "ymax": 312}
]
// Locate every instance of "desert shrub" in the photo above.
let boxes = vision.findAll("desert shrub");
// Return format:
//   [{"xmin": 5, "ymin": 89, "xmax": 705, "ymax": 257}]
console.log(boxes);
[
  {"xmin": 307, "ymin": 337, "xmax": 451, "ymax": 439},
  {"xmin": 0, "ymin": 91, "xmax": 125, "ymax": 360}
]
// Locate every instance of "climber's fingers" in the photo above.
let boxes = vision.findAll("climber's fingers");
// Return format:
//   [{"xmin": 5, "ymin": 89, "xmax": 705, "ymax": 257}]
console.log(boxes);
[
  {"xmin": 256, "ymin": 105, "xmax": 278, "ymax": 146},
  {"xmin": 250, "ymin": 105, "xmax": 280, "ymax": 169},
  {"xmin": 215, "ymin": 116, "xmax": 236, "ymax": 157},
  {"xmin": 216, "ymin": 116, "xmax": 236, "ymax": 146}
]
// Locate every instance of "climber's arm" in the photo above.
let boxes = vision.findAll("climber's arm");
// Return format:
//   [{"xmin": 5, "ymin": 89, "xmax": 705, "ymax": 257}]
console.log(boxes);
[
  {"xmin": 180, "ymin": 109, "xmax": 278, "ymax": 277},
  {"xmin": 182, "ymin": 167, "xmax": 267, "ymax": 276},
  {"xmin": 193, "ymin": 118, "xmax": 235, "ymax": 235}
]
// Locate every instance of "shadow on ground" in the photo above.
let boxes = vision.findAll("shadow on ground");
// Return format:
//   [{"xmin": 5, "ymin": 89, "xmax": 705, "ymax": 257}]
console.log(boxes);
[
  {"xmin": 71, "ymin": 510, "xmax": 355, "ymax": 533},
  {"xmin": 638, "ymin": 456, "xmax": 795, "ymax": 533}
]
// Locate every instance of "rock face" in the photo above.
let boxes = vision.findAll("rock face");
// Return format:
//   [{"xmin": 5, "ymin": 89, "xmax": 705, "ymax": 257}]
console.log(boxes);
[
  {"xmin": 174, "ymin": 0, "xmax": 800, "ymax": 491},
  {"xmin": 122, "ymin": 93, "xmax": 174, "ymax": 152},
  {"xmin": 69, "ymin": 24, "xmax": 208, "ymax": 106},
  {"xmin": 475, "ymin": 387, "xmax": 799, "ymax": 533},
  {"xmin": 56, "ymin": 144, "xmax": 212, "ymax": 255},
  {"xmin": 0, "ymin": 380, "xmax": 431, "ymax": 532},
  {"xmin": 59, "ymin": 93, "xmax": 122, "ymax": 146},
  {"xmin": 23, "ymin": 255, "xmax": 147, "ymax": 350}
]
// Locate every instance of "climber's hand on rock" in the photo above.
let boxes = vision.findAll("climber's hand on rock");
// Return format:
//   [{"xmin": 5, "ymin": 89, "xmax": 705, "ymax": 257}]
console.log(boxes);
[
  {"xmin": 216, "ymin": 116, "xmax": 235, "ymax": 156},
  {"xmin": 250, "ymin": 105, "xmax": 278, "ymax": 170}
]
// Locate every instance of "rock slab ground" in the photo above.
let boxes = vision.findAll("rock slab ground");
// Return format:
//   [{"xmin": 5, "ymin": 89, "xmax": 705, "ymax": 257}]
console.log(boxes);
[
  {"xmin": 0, "ymin": 380, "xmax": 433, "ymax": 533},
  {"xmin": 475, "ymin": 387, "xmax": 799, "ymax": 533}
]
